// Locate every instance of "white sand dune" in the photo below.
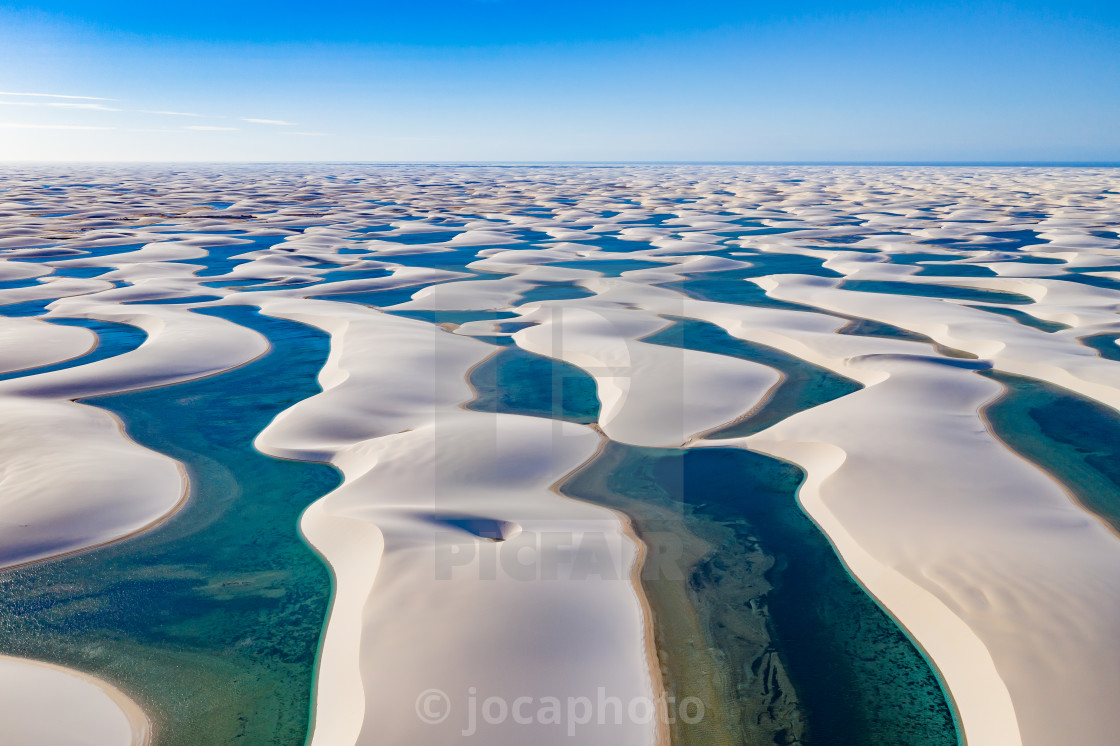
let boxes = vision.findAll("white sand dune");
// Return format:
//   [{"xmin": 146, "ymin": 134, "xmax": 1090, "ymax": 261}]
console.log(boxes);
[
  {"xmin": 0, "ymin": 316, "xmax": 94, "ymax": 374},
  {"xmin": 755, "ymin": 273, "xmax": 1120, "ymax": 411},
  {"xmin": 514, "ymin": 304, "xmax": 780, "ymax": 447},
  {"xmin": 0, "ymin": 259, "xmax": 50, "ymax": 282},
  {"xmin": 0, "ymin": 302, "xmax": 267, "ymax": 399},
  {"xmin": 254, "ymin": 299, "xmax": 661, "ymax": 746},
  {"xmin": 0, "ymin": 277, "xmax": 115, "ymax": 307},
  {"xmin": 0, "ymin": 395, "xmax": 183, "ymax": 569},
  {"xmin": 48, "ymin": 241, "xmax": 211, "ymax": 267},
  {"xmin": 0, "ymin": 277, "xmax": 271, "ymax": 571},
  {"xmin": 0, "ymin": 656, "xmax": 149, "ymax": 746}
]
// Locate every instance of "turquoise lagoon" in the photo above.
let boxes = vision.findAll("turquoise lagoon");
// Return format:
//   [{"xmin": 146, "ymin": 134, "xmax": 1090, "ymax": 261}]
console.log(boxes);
[{"xmin": 0, "ymin": 306, "xmax": 338, "ymax": 746}]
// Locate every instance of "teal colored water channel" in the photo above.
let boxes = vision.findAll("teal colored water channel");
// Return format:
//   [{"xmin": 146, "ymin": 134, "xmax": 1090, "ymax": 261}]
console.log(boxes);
[
  {"xmin": 0, "ymin": 305, "xmax": 339, "ymax": 746},
  {"xmin": 562, "ymin": 444, "xmax": 960, "ymax": 746}
]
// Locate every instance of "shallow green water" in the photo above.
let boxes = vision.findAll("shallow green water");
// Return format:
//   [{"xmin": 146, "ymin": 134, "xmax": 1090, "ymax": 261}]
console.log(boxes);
[
  {"xmin": 562, "ymin": 444, "xmax": 959, "ymax": 746},
  {"xmin": 658, "ymin": 256, "xmax": 844, "ymax": 316},
  {"xmin": 0, "ymin": 306, "xmax": 339, "ymax": 746}
]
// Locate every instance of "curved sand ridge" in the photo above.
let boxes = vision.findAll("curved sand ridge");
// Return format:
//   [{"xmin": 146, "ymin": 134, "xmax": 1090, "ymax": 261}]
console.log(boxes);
[
  {"xmin": 0, "ymin": 655, "xmax": 150, "ymax": 746},
  {"xmin": 0, "ymin": 237, "xmax": 277, "ymax": 743},
  {"xmin": 512, "ymin": 303, "xmax": 779, "ymax": 447},
  {"xmin": 253, "ymin": 298, "xmax": 661, "ymax": 746},
  {"xmin": 0, "ymin": 284, "xmax": 270, "ymax": 570},
  {"xmin": 0, "ymin": 164, "xmax": 1119, "ymax": 745}
]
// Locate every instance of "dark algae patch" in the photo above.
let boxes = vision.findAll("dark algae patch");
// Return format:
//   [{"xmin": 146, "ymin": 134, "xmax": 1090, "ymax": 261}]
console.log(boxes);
[{"xmin": 0, "ymin": 306, "xmax": 340, "ymax": 746}]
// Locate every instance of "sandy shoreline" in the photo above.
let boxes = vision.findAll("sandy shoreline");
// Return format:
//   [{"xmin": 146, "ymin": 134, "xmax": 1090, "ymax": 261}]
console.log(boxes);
[{"xmin": 558, "ymin": 444, "xmax": 752, "ymax": 746}]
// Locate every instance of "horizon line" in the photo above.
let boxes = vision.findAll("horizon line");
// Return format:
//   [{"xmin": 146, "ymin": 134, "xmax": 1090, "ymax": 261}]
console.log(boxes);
[{"xmin": 1, "ymin": 159, "xmax": 1118, "ymax": 168}]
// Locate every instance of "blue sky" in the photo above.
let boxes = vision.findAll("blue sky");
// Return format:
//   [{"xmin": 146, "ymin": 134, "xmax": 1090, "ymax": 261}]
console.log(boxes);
[{"xmin": 1, "ymin": 0, "xmax": 1117, "ymax": 161}]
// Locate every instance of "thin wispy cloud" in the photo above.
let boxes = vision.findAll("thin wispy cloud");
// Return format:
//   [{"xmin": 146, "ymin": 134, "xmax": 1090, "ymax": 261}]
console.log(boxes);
[
  {"xmin": 0, "ymin": 92, "xmax": 301, "ymax": 133},
  {"xmin": 0, "ymin": 101, "xmax": 120, "ymax": 111},
  {"xmin": 0, "ymin": 91, "xmax": 115, "ymax": 101},
  {"xmin": 0, "ymin": 123, "xmax": 115, "ymax": 130},
  {"xmin": 140, "ymin": 110, "xmax": 203, "ymax": 117},
  {"xmin": 283, "ymin": 131, "xmax": 328, "ymax": 136}
]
